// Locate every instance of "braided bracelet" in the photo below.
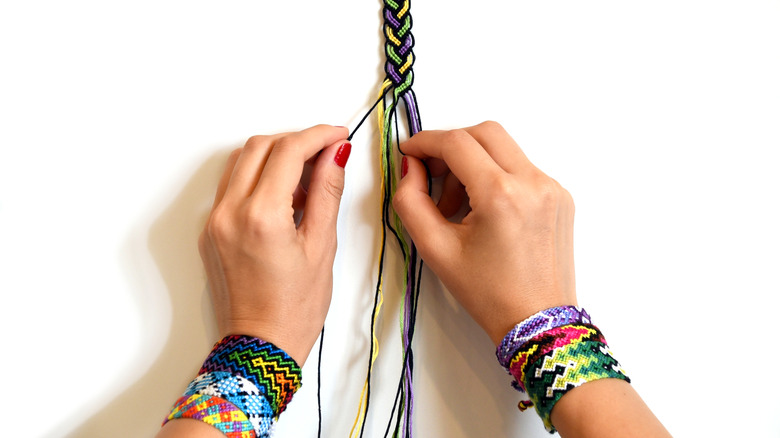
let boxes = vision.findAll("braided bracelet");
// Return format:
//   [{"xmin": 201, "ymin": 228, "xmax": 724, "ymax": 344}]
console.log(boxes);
[
  {"xmin": 499, "ymin": 308, "xmax": 630, "ymax": 433},
  {"xmin": 163, "ymin": 335, "xmax": 302, "ymax": 438}
]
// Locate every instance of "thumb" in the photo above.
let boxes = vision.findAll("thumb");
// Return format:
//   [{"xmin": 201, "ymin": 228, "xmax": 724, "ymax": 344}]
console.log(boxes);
[
  {"xmin": 394, "ymin": 156, "xmax": 457, "ymax": 268},
  {"xmin": 299, "ymin": 141, "xmax": 350, "ymax": 243}
]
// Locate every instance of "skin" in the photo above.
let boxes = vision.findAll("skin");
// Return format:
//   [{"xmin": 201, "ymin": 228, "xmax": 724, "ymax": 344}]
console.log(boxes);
[
  {"xmin": 395, "ymin": 121, "xmax": 671, "ymax": 438},
  {"xmin": 158, "ymin": 122, "xmax": 671, "ymax": 438}
]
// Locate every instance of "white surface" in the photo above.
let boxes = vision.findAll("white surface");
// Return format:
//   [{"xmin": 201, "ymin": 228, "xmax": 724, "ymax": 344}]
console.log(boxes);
[{"xmin": 1, "ymin": 1, "xmax": 779, "ymax": 437}]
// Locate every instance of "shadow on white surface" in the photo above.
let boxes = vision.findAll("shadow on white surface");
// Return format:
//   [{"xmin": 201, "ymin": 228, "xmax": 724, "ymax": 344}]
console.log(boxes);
[{"xmin": 62, "ymin": 152, "xmax": 229, "ymax": 438}]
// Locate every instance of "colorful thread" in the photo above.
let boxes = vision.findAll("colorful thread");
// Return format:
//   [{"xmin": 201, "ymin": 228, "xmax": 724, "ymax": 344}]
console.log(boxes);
[
  {"xmin": 349, "ymin": 1, "xmax": 424, "ymax": 438},
  {"xmin": 165, "ymin": 335, "xmax": 302, "ymax": 437},
  {"xmin": 201, "ymin": 335, "xmax": 302, "ymax": 416},
  {"xmin": 509, "ymin": 323, "xmax": 605, "ymax": 392},
  {"xmin": 497, "ymin": 306, "xmax": 591, "ymax": 367},
  {"xmin": 183, "ymin": 371, "xmax": 274, "ymax": 437},
  {"xmin": 164, "ymin": 393, "xmax": 255, "ymax": 438},
  {"xmin": 500, "ymin": 320, "xmax": 631, "ymax": 433},
  {"xmin": 524, "ymin": 335, "xmax": 630, "ymax": 432}
]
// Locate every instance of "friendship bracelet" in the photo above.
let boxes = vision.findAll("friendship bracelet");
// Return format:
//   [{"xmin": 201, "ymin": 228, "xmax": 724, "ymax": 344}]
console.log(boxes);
[
  {"xmin": 498, "ymin": 309, "xmax": 630, "ymax": 433},
  {"xmin": 200, "ymin": 335, "xmax": 302, "ymax": 416},
  {"xmin": 496, "ymin": 306, "xmax": 591, "ymax": 367},
  {"xmin": 182, "ymin": 371, "xmax": 275, "ymax": 435},
  {"xmin": 165, "ymin": 394, "xmax": 255, "ymax": 438},
  {"xmin": 508, "ymin": 323, "xmax": 605, "ymax": 392},
  {"xmin": 523, "ymin": 330, "xmax": 630, "ymax": 432},
  {"xmin": 163, "ymin": 335, "xmax": 302, "ymax": 438}
]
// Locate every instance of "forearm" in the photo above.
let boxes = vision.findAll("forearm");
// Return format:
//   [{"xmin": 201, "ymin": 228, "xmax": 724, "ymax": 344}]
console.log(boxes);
[{"xmin": 552, "ymin": 379, "xmax": 671, "ymax": 438}]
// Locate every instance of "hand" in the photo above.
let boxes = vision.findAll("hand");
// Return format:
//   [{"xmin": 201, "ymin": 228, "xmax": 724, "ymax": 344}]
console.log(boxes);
[
  {"xmin": 393, "ymin": 121, "xmax": 577, "ymax": 345},
  {"xmin": 198, "ymin": 125, "xmax": 350, "ymax": 365}
]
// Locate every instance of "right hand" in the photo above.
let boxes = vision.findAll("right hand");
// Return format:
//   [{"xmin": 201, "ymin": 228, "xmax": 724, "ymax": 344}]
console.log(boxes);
[{"xmin": 393, "ymin": 121, "xmax": 578, "ymax": 345}]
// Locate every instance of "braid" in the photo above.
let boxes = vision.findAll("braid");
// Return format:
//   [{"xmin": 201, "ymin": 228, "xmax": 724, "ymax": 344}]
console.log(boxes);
[{"xmin": 383, "ymin": 0, "xmax": 416, "ymax": 95}]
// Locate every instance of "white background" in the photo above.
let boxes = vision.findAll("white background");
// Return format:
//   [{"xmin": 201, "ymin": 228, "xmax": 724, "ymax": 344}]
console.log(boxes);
[{"xmin": 1, "ymin": 1, "xmax": 779, "ymax": 437}]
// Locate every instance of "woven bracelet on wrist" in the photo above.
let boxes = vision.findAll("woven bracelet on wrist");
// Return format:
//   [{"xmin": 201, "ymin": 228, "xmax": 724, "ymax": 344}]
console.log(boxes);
[
  {"xmin": 163, "ymin": 335, "xmax": 302, "ymax": 438},
  {"xmin": 496, "ymin": 306, "xmax": 591, "ymax": 368},
  {"xmin": 498, "ymin": 308, "xmax": 630, "ymax": 434},
  {"xmin": 523, "ymin": 327, "xmax": 629, "ymax": 432}
]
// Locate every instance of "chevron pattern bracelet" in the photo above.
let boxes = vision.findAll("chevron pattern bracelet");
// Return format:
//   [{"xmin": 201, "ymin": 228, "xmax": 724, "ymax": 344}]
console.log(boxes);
[
  {"xmin": 163, "ymin": 335, "xmax": 302, "ymax": 438},
  {"xmin": 499, "ymin": 308, "xmax": 630, "ymax": 433}
]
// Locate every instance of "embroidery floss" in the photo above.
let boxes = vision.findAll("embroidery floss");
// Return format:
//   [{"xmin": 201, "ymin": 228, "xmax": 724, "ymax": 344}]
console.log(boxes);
[
  {"xmin": 165, "ymin": 335, "xmax": 302, "ymax": 438},
  {"xmin": 346, "ymin": 1, "xmax": 424, "ymax": 437},
  {"xmin": 498, "ymin": 314, "xmax": 631, "ymax": 433}
]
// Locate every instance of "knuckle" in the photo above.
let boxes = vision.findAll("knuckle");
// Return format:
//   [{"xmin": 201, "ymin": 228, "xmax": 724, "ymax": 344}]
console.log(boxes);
[
  {"xmin": 207, "ymin": 206, "xmax": 233, "ymax": 242},
  {"xmin": 244, "ymin": 207, "xmax": 280, "ymax": 238},
  {"xmin": 478, "ymin": 120, "xmax": 504, "ymax": 133},
  {"xmin": 531, "ymin": 175, "xmax": 570, "ymax": 214},
  {"xmin": 490, "ymin": 174, "xmax": 520, "ymax": 201},
  {"xmin": 442, "ymin": 129, "xmax": 472, "ymax": 147},
  {"xmin": 245, "ymin": 135, "xmax": 268, "ymax": 150}
]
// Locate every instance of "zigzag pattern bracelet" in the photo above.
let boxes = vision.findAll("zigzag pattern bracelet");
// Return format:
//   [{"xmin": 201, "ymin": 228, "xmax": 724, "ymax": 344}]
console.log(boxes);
[
  {"xmin": 163, "ymin": 335, "xmax": 302, "ymax": 438},
  {"xmin": 499, "ymin": 308, "xmax": 630, "ymax": 434}
]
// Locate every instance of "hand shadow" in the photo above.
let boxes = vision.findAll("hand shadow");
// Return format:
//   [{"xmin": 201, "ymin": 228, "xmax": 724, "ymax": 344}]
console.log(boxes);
[{"xmin": 62, "ymin": 149, "xmax": 233, "ymax": 438}]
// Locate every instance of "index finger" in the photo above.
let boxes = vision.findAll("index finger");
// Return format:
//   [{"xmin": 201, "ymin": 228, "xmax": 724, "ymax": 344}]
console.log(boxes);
[
  {"xmin": 400, "ymin": 129, "xmax": 504, "ymax": 188},
  {"xmin": 254, "ymin": 125, "xmax": 349, "ymax": 203}
]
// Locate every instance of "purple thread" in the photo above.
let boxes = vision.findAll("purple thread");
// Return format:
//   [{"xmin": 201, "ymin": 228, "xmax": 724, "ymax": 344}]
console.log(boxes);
[
  {"xmin": 496, "ymin": 306, "xmax": 592, "ymax": 368},
  {"xmin": 403, "ymin": 92, "xmax": 420, "ymax": 134},
  {"xmin": 387, "ymin": 61, "xmax": 403, "ymax": 84},
  {"xmin": 385, "ymin": 9, "xmax": 400, "ymax": 28}
]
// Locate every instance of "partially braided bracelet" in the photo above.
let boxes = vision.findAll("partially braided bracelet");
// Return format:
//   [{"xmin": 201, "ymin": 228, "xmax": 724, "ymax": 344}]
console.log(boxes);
[
  {"xmin": 498, "ymin": 308, "xmax": 630, "ymax": 433},
  {"xmin": 163, "ymin": 335, "xmax": 302, "ymax": 438}
]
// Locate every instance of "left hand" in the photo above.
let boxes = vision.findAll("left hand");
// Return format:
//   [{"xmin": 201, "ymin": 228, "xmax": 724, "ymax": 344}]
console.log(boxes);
[{"xmin": 198, "ymin": 125, "xmax": 350, "ymax": 365}]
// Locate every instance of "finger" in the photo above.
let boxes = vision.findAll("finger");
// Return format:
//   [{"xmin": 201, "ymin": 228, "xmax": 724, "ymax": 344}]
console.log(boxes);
[
  {"xmin": 254, "ymin": 125, "xmax": 349, "ymax": 205},
  {"xmin": 222, "ymin": 133, "xmax": 288, "ymax": 202},
  {"xmin": 212, "ymin": 148, "xmax": 242, "ymax": 208},
  {"xmin": 463, "ymin": 121, "xmax": 531, "ymax": 173},
  {"xmin": 298, "ymin": 140, "xmax": 350, "ymax": 243},
  {"xmin": 425, "ymin": 158, "xmax": 448, "ymax": 178},
  {"xmin": 437, "ymin": 171, "xmax": 467, "ymax": 218},
  {"xmin": 400, "ymin": 129, "xmax": 504, "ymax": 189},
  {"xmin": 393, "ymin": 156, "xmax": 458, "ymax": 264}
]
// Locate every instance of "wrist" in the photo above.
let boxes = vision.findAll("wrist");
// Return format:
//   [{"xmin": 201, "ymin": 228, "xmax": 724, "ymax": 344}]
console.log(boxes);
[
  {"xmin": 488, "ymin": 297, "xmax": 579, "ymax": 347},
  {"xmin": 223, "ymin": 317, "xmax": 322, "ymax": 366},
  {"xmin": 495, "ymin": 307, "xmax": 630, "ymax": 433},
  {"xmin": 163, "ymin": 335, "xmax": 303, "ymax": 437}
]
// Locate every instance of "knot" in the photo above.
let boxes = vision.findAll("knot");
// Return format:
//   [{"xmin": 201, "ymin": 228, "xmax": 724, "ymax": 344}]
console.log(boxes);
[
  {"xmin": 383, "ymin": 0, "xmax": 415, "ymax": 94},
  {"xmin": 518, "ymin": 399, "xmax": 534, "ymax": 412}
]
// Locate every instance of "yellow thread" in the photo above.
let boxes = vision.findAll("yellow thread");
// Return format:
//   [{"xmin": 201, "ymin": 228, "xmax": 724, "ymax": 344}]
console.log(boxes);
[
  {"xmin": 385, "ymin": 25, "xmax": 401, "ymax": 46},
  {"xmin": 398, "ymin": 0, "xmax": 409, "ymax": 18},
  {"xmin": 398, "ymin": 53, "xmax": 414, "ymax": 74},
  {"xmin": 349, "ymin": 80, "xmax": 393, "ymax": 438}
]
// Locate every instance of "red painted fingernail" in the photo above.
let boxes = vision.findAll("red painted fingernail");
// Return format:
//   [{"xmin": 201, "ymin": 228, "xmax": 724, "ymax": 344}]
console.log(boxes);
[
  {"xmin": 401, "ymin": 156, "xmax": 408, "ymax": 177},
  {"xmin": 334, "ymin": 142, "xmax": 352, "ymax": 168}
]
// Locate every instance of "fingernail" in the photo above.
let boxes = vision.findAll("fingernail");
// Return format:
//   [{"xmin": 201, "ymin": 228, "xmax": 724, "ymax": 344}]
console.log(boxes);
[
  {"xmin": 335, "ymin": 126, "xmax": 347, "ymax": 129},
  {"xmin": 334, "ymin": 142, "xmax": 352, "ymax": 168},
  {"xmin": 401, "ymin": 156, "xmax": 408, "ymax": 178}
]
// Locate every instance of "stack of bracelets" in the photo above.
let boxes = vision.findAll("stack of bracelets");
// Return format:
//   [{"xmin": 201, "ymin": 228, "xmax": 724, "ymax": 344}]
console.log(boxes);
[
  {"xmin": 496, "ymin": 306, "xmax": 631, "ymax": 433},
  {"xmin": 163, "ymin": 335, "xmax": 302, "ymax": 438},
  {"xmin": 163, "ymin": 307, "xmax": 629, "ymax": 436}
]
